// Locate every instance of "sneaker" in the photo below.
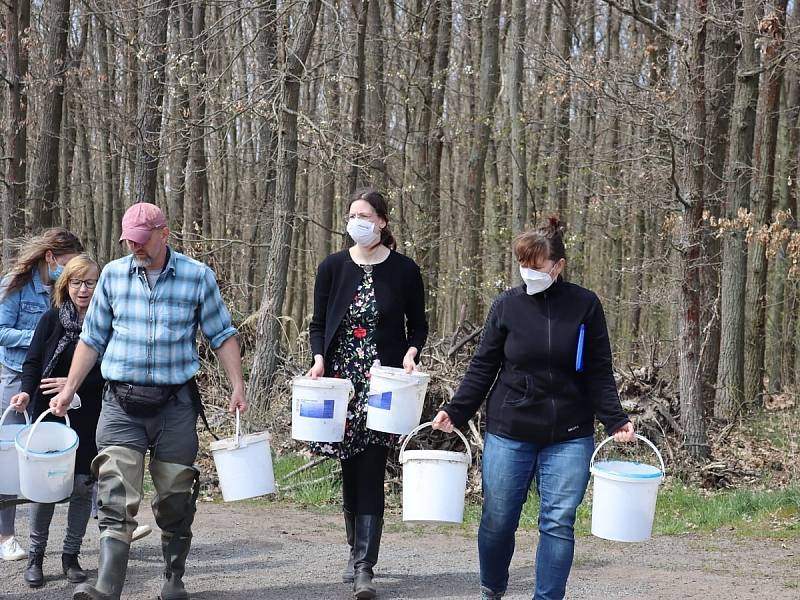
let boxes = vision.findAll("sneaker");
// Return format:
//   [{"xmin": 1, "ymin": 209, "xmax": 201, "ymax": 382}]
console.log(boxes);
[
  {"xmin": 131, "ymin": 524, "xmax": 152, "ymax": 542},
  {"xmin": 1, "ymin": 536, "xmax": 27, "ymax": 561}
]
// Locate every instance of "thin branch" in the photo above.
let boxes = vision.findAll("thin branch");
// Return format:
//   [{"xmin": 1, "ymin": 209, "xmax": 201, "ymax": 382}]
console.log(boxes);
[{"xmin": 601, "ymin": 0, "xmax": 683, "ymax": 45}]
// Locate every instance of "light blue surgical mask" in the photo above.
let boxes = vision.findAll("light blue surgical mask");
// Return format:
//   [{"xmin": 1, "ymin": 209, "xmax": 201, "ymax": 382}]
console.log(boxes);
[{"xmin": 48, "ymin": 262, "xmax": 65, "ymax": 281}]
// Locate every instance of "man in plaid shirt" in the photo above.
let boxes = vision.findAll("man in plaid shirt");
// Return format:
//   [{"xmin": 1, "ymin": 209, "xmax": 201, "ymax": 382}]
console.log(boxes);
[{"xmin": 50, "ymin": 203, "xmax": 247, "ymax": 600}]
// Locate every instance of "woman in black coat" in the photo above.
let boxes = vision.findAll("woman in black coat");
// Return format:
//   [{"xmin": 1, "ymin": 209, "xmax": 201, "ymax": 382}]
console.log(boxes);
[
  {"xmin": 10, "ymin": 255, "xmax": 102, "ymax": 588},
  {"xmin": 307, "ymin": 188, "xmax": 428, "ymax": 599},
  {"xmin": 433, "ymin": 217, "xmax": 635, "ymax": 600}
]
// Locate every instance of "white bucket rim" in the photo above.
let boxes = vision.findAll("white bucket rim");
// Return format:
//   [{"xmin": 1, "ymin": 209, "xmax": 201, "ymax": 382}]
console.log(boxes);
[
  {"xmin": 0, "ymin": 405, "xmax": 31, "ymax": 443},
  {"xmin": 591, "ymin": 460, "xmax": 664, "ymax": 482},
  {"xmin": 369, "ymin": 366, "xmax": 431, "ymax": 383},
  {"xmin": 15, "ymin": 409, "xmax": 78, "ymax": 458},
  {"xmin": 399, "ymin": 422, "xmax": 472, "ymax": 465},
  {"xmin": 210, "ymin": 431, "xmax": 270, "ymax": 452},
  {"xmin": 400, "ymin": 449, "xmax": 470, "ymax": 465},
  {"xmin": 590, "ymin": 434, "xmax": 665, "ymax": 477},
  {"xmin": 291, "ymin": 376, "xmax": 354, "ymax": 391}
]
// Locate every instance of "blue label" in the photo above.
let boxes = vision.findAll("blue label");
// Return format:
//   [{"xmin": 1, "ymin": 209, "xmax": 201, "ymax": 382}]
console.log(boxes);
[
  {"xmin": 368, "ymin": 391, "xmax": 392, "ymax": 410},
  {"xmin": 299, "ymin": 399, "xmax": 335, "ymax": 419}
]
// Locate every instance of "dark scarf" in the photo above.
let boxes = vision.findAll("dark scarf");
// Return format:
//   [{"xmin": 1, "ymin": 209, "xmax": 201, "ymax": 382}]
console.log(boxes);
[{"xmin": 42, "ymin": 301, "xmax": 82, "ymax": 378}]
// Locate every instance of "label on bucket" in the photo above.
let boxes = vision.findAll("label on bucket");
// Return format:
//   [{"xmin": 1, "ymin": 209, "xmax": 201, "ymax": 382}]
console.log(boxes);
[
  {"xmin": 298, "ymin": 399, "xmax": 335, "ymax": 419},
  {"xmin": 367, "ymin": 391, "xmax": 392, "ymax": 410}
]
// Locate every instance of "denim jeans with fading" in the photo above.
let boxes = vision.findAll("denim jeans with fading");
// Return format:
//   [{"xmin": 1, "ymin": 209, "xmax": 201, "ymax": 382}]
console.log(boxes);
[{"xmin": 478, "ymin": 432, "xmax": 593, "ymax": 600}]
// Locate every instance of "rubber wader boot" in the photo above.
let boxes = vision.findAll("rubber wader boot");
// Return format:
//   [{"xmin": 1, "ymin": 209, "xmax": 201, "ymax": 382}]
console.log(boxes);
[
  {"xmin": 342, "ymin": 509, "xmax": 356, "ymax": 583},
  {"xmin": 72, "ymin": 537, "xmax": 130, "ymax": 600},
  {"xmin": 159, "ymin": 532, "xmax": 192, "ymax": 600},
  {"xmin": 352, "ymin": 514, "xmax": 383, "ymax": 599}
]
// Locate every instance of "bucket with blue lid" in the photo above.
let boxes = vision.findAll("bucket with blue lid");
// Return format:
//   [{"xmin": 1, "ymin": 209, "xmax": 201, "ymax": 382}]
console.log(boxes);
[{"xmin": 589, "ymin": 434, "xmax": 665, "ymax": 542}]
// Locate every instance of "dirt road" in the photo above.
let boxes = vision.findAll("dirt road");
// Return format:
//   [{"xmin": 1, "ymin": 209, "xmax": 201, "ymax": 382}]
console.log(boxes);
[{"xmin": 1, "ymin": 502, "xmax": 797, "ymax": 599}]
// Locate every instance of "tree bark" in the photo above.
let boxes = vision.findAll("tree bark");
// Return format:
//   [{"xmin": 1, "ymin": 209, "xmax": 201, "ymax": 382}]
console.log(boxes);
[
  {"xmin": 133, "ymin": 0, "xmax": 170, "ymax": 205},
  {"xmin": 27, "ymin": 0, "xmax": 71, "ymax": 229},
  {"xmin": 715, "ymin": 0, "xmax": 761, "ymax": 420},
  {"xmin": 247, "ymin": 0, "xmax": 323, "ymax": 420},
  {"xmin": 743, "ymin": 0, "xmax": 787, "ymax": 406}
]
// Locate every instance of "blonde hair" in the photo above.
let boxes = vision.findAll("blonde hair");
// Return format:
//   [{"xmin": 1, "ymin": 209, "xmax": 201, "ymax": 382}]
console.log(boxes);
[
  {"xmin": 52, "ymin": 254, "xmax": 100, "ymax": 308},
  {"xmin": 1, "ymin": 228, "xmax": 83, "ymax": 298}
]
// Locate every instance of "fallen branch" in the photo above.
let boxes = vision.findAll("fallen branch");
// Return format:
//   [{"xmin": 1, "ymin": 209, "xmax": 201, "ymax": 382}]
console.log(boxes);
[{"xmin": 277, "ymin": 456, "xmax": 329, "ymax": 482}]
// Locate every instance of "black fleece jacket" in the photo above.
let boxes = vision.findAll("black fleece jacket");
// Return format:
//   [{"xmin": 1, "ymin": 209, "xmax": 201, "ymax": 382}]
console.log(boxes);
[
  {"xmin": 443, "ymin": 279, "xmax": 629, "ymax": 445},
  {"xmin": 21, "ymin": 308, "xmax": 103, "ymax": 474},
  {"xmin": 309, "ymin": 249, "xmax": 428, "ymax": 369}
]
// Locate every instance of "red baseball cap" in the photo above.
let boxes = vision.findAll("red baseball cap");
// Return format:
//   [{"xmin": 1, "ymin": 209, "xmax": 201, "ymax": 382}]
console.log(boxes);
[{"xmin": 120, "ymin": 203, "xmax": 167, "ymax": 244}]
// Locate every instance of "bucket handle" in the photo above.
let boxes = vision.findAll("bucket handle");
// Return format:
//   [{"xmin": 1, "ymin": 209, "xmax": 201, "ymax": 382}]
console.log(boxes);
[
  {"xmin": 234, "ymin": 408, "xmax": 242, "ymax": 448},
  {"xmin": 0, "ymin": 404, "xmax": 31, "ymax": 429},
  {"xmin": 590, "ymin": 434, "xmax": 665, "ymax": 476},
  {"xmin": 23, "ymin": 409, "xmax": 71, "ymax": 455},
  {"xmin": 399, "ymin": 421, "xmax": 472, "ymax": 465}
]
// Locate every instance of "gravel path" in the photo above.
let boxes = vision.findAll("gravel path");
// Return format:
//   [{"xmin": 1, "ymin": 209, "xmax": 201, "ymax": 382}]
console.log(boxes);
[{"xmin": 1, "ymin": 502, "xmax": 797, "ymax": 599}]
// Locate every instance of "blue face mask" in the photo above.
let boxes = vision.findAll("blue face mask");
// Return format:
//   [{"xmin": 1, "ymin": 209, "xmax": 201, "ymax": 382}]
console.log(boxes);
[{"xmin": 48, "ymin": 261, "xmax": 65, "ymax": 281}]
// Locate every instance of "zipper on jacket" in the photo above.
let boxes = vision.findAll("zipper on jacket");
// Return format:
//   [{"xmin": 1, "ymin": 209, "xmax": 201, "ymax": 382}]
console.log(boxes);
[{"xmin": 545, "ymin": 291, "xmax": 556, "ymax": 444}]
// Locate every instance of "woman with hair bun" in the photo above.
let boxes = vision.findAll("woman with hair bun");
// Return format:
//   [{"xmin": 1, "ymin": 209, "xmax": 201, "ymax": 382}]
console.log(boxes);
[
  {"xmin": 433, "ymin": 216, "xmax": 635, "ymax": 600},
  {"xmin": 307, "ymin": 188, "xmax": 428, "ymax": 599}
]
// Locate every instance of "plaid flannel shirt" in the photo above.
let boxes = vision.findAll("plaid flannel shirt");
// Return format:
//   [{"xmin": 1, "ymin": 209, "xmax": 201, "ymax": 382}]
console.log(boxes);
[{"xmin": 81, "ymin": 247, "xmax": 237, "ymax": 386}]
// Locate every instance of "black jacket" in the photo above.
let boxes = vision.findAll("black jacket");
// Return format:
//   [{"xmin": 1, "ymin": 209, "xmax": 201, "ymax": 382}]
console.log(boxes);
[
  {"xmin": 444, "ymin": 279, "xmax": 629, "ymax": 445},
  {"xmin": 309, "ymin": 249, "xmax": 428, "ymax": 368},
  {"xmin": 21, "ymin": 308, "xmax": 103, "ymax": 475}
]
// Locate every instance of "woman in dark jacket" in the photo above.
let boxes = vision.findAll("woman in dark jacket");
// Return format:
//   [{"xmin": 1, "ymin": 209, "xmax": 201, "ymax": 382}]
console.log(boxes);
[
  {"xmin": 307, "ymin": 188, "xmax": 428, "ymax": 599},
  {"xmin": 9, "ymin": 255, "xmax": 102, "ymax": 588},
  {"xmin": 433, "ymin": 217, "xmax": 635, "ymax": 600}
]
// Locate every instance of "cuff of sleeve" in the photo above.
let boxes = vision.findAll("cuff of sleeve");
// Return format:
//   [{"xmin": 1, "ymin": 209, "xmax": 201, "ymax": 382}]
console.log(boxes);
[
  {"xmin": 443, "ymin": 406, "xmax": 466, "ymax": 427},
  {"xmin": 209, "ymin": 327, "xmax": 237, "ymax": 351},
  {"xmin": 78, "ymin": 333, "xmax": 106, "ymax": 356},
  {"xmin": 603, "ymin": 417, "xmax": 630, "ymax": 437}
]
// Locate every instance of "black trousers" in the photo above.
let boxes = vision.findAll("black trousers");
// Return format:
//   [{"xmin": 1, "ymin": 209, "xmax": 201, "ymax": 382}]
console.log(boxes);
[{"xmin": 340, "ymin": 444, "xmax": 389, "ymax": 516}]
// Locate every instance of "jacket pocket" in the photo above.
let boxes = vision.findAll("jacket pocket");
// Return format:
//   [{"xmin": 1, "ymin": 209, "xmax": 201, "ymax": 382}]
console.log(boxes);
[
  {"xmin": 501, "ymin": 373, "xmax": 533, "ymax": 407},
  {"xmin": 18, "ymin": 301, "xmax": 46, "ymax": 329}
]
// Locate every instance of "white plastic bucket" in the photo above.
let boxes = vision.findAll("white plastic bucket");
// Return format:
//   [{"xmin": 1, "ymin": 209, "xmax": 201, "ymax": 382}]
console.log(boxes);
[
  {"xmin": 399, "ymin": 421, "xmax": 472, "ymax": 524},
  {"xmin": 211, "ymin": 409, "xmax": 276, "ymax": 502},
  {"xmin": 590, "ymin": 434, "xmax": 665, "ymax": 542},
  {"xmin": 15, "ymin": 409, "xmax": 79, "ymax": 503},
  {"xmin": 0, "ymin": 406, "xmax": 31, "ymax": 495},
  {"xmin": 366, "ymin": 366, "xmax": 431, "ymax": 435},
  {"xmin": 291, "ymin": 377, "xmax": 354, "ymax": 442}
]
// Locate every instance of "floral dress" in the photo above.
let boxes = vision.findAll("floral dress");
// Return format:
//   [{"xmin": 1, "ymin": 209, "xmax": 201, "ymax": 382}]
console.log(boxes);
[{"xmin": 310, "ymin": 268, "xmax": 394, "ymax": 460}]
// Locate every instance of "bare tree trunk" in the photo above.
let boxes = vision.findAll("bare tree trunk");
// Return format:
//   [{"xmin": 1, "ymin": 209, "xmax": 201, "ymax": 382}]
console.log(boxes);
[
  {"xmin": 463, "ymin": 0, "xmax": 501, "ymax": 323},
  {"xmin": 547, "ymin": 0, "xmax": 572, "ymax": 219},
  {"xmin": 247, "ymin": 0, "xmax": 322, "ymax": 420},
  {"xmin": 743, "ymin": 0, "xmax": 787, "ymax": 406},
  {"xmin": 133, "ymin": 0, "xmax": 170, "ymax": 205},
  {"xmin": 715, "ymin": 0, "xmax": 761, "ymax": 420},
  {"xmin": 186, "ymin": 1, "xmax": 209, "ymax": 240},
  {"xmin": 27, "ymin": 0, "xmax": 71, "ymax": 228},
  {"xmin": 3, "ymin": 0, "xmax": 30, "ymax": 261},
  {"xmin": 509, "ymin": 0, "xmax": 527, "ymax": 237},
  {"xmin": 676, "ymin": 0, "xmax": 709, "ymax": 460},
  {"xmin": 348, "ymin": 0, "xmax": 369, "ymax": 192}
]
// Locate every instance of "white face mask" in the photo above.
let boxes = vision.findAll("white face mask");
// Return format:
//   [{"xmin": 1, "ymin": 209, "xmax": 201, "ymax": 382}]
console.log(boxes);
[
  {"xmin": 519, "ymin": 265, "xmax": 555, "ymax": 295},
  {"xmin": 347, "ymin": 218, "xmax": 381, "ymax": 248}
]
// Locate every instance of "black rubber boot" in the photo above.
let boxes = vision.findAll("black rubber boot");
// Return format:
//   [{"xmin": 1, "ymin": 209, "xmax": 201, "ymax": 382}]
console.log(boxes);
[
  {"xmin": 342, "ymin": 509, "xmax": 356, "ymax": 583},
  {"xmin": 24, "ymin": 551, "xmax": 45, "ymax": 588},
  {"xmin": 72, "ymin": 537, "xmax": 130, "ymax": 600},
  {"xmin": 352, "ymin": 515, "xmax": 383, "ymax": 599},
  {"xmin": 62, "ymin": 552, "xmax": 88, "ymax": 583},
  {"xmin": 159, "ymin": 533, "xmax": 192, "ymax": 600}
]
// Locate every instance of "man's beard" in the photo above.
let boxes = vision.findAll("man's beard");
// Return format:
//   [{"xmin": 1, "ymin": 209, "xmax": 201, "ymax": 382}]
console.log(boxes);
[{"xmin": 133, "ymin": 255, "xmax": 153, "ymax": 268}]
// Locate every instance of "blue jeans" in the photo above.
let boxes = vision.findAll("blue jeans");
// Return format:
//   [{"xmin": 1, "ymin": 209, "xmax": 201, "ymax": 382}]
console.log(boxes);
[{"xmin": 479, "ymin": 432, "xmax": 593, "ymax": 600}]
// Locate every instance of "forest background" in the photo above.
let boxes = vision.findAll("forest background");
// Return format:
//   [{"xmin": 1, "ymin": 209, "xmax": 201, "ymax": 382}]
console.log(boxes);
[{"xmin": 1, "ymin": 0, "xmax": 799, "ymax": 481}]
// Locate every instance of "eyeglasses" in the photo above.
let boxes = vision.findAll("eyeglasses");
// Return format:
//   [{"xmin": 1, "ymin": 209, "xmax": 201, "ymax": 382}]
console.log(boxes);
[
  {"xmin": 68, "ymin": 279, "xmax": 98, "ymax": 290},
  {"xmin": 346, "ymin": 212, "xmax": 377, "ymax": 221}
]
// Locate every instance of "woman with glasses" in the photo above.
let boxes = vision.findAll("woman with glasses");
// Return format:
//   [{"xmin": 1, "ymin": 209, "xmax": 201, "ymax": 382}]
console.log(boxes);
[
  {"xmin": 0, "ymin": 228, "xmax": 83, "ymax": 562},
  {"xmin": 307, "ymin": 188, "xmax": 428, "ymax": 599},
  {"xmin": 8, "ymin": 255, "xmax": 103, "ymax": 588}
]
